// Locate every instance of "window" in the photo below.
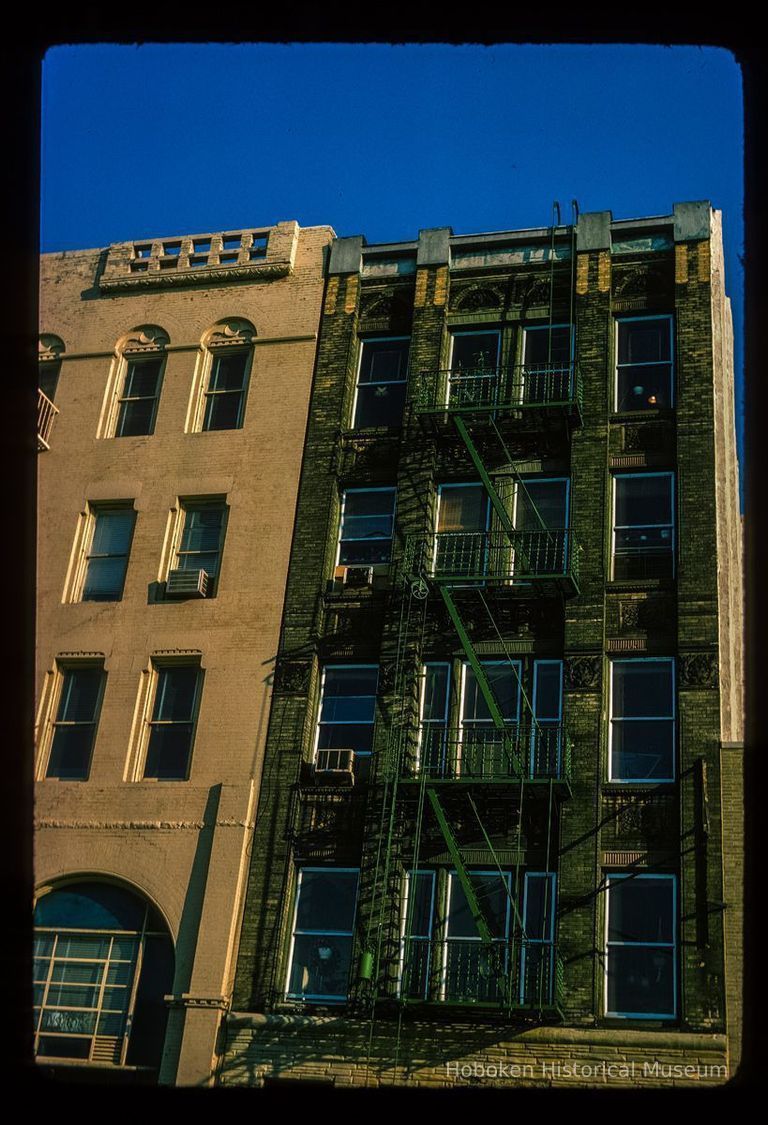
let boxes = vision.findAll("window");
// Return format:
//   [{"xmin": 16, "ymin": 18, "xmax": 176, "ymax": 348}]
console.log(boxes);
[
  {"xmin": 444, "ymin": 870, "xmax": 513, "ymax": 1004},
  {"xmin": 415, "ymin": 659, "xmax": 563, "ymax": 780},
  {"xmin": 418, "ymin": 664, "xmax": 451, "ymax": 775},
  {"xmin": 202, "ymin": 350, "xmax": 250, "ymax": 431},
  {"xmin": 615, "ymin": 316, "xmax": 674, "ymax": 412},
  {"xmin": 142, "ymin": 664, "xmax": 202, "ymax": 780},
  {"xmin": 337, "ymin": 488, "xmax": 396, "ymax": 566},
  {"xmin": 115, "ymin": 357, "xmax": 164, "ymax": 437},
  {"xmin": 250, "ymin": 234, "xmax": 268, "ymax": 260},
  {"xmin": 315, "ymin": 665, "xmax": 378, "ymax": 780},
  {"xmin": 34, "ymin": 881, "xmax": 173, "ymax": 1067},
  {"xmin": 399, "ymin": 871, "xmax": 436, "ymax": 1000},
  {"xmin": 605, "ymin": 874, "xmax": 676, "ymax": 1019},
  {"xmin": 530, "ymin": 661, "xmax": 564, "ymax": 777},
  {"xmin": 286, "ymin": 868, "xmax": 359, "ymax": 1002},
  {"xmin": 80, "ymin": 506, "xmax": 136, "ymax": 602},
  {"xmin": 45, "ymin": 665, "xmax": 105, "ymax": 780},
  {"xmin": 352, "ymin": 338, "xmax": 409, "ymax": 428},
  {"xmin": 522, "ymin": 324, "xmax": 573, "ymax": 403},
  {"xmin": 459, "ymin": 660, "xmax": 521, "ymax": 777},
  {"xmin": 447, "ymin": 331, "xmax": 500, "ymax": 407},
  {"xmin": 433, "ymin": 483, "xmax": 489, "ymax": 577},
  {"xmin": 173, "ymin": 500, "xmax": 227, "ymax": 593},
  {"xmin": 613, "ymin": 473, "xmax": 675, "ymax": 580},
  {"xmin": 513, "ymin": 477, "xmax": 570, "ymax": 576},
  {"xmin": 401, "ymin": 870, "xmax": 556, "ymax": 1006},
  {"xmin": 609, "ymin": 659, "xmax": 675, "ymax": 782}
]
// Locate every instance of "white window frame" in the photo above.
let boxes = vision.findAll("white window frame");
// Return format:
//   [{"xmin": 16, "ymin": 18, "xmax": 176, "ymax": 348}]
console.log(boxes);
[
  {"xmin": 512, "ymin": 476, "xmax": 571, "ymax": 530},
  {"xmin": 446, "ymin": 329, "xmax": 501, "ymax": 407},
  {"xmin": 335, "ymin": 486, "xmax": 397, "ymax": 569},
  {"xmin": 529, "ymin": 660, "xmax": 564, "ymax": 778},
  {"xmin": 512, "ymin": 476, "xmax": 570, "ymax": 577},
  {"xmin": 433, "ymin": 482, "xmax": 491, "ymax": 578},
  {"xmin": 113, "ymin": 354, "xmax": 165, "ymax": 438},
  {"xmin": 611, "ymin": 471, "xmax": 676, "ymax": 580},
  {"xmin": 417, "ymin": 662, "xmax": 451, "ymax": 774},
  {"xmin": 604, "ymin": 873, "xmax": 677, "ymax": 1020},
  {"xmin": 350, "ymin": 336, "xmax": 410, "ymax": 430},
  {"xmin": 67, "ymin": 502, "xmax": 136, "ymax": 604},
  {"xmin": 397, "ymin": 868, "xmax": 558, "ymax": 1007},
  {"xmin": 441, "ymin": 869, "xmax": 512, "ymax": 1002},
  {"xmin": 40, "ymin": 661, "xmax": 106, "ymax": 782},
  {"xmin": 193, "ymin": 346, "xmax": 253, "ymax": 433},
  {"xmin": 134, "ymin": 660, "xmax": 203, "ymax": 782},
  {"xmin": 33, "ymin": 916, "xmax": 154, "ymax": 1066},
  {"xmin": 614, "ymin": 314, "xmax": 675, "ymax": 413},
  {"xmin": 520, "ymin": 871, "xmax": 557, "ymax": 1006},
  {"xmin": 521, "ymin": 323, "xmax": 574, "ymax": 404},
  {"xmin": 608, "ymin": 657, "xmax": 676, "ymax": 783},
  {"xmin": 399, "ymin": 870, "xmax": 437, "ymax": 999},
  {"xmin": 169, "ymin": 497, "xmax": 228, "ymax": 593},
  {"xmin": 458, "ymin": 659, "xmax": 521, "ymax": 777},
  {"xmin": 312, "ymin": 664, "xmax": 379, "ymax": 772},
  {"xmin": 285, "ymin": 867, "xmax": 360, "ymax": 1003}
]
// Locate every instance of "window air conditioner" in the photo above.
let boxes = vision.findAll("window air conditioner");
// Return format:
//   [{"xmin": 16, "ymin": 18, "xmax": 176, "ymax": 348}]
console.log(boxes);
[
  {"xmin": 314, "ymin": 748, "xmax": 355, "ymax": 785},
  {"xmin": 334, "ymin": 565, "xmax": 374, "ymax": 588},
  {"xmin": 166, "ymin": 568, "xmax": 210, "ymax": 598}
]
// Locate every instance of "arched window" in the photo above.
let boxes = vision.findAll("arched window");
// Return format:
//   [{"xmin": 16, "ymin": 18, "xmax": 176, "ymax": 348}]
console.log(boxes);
[
  {"xmin": 107, "ymin": 326, "xmax": 169, "ymax": 438},
  {"xmin": 194, "ymin": 318, "xmax": 256, "ymax": 431},
  {"xmin": 33, "ymin": 880, "xmax": 174, "ymax": 1071}
]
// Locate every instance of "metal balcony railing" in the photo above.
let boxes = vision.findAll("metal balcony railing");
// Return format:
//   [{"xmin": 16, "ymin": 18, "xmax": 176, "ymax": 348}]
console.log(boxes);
[
  {"xmin": 413, "ymin": 363, "xmax": 582, "ymax": 418},
  {"xmin": 38, "ymin": 389, "xmax": 59, "ymax": 450},
  {"xmin": 408, "ymin": 529, "xmax": 579, "ymax": 591},
  {"xmin": 404, "ymin": 723, "xmax": 572, "ymax": 783},
  {"xmin": 399, "ymin": 937, "xmax": 562, "ymax": 1010}
]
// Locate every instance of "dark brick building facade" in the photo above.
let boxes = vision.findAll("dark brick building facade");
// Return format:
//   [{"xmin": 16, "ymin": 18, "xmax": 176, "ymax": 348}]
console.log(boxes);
[{"xmin": 223, "ymin": 202, "xmax": 743, "ymax": 1089}]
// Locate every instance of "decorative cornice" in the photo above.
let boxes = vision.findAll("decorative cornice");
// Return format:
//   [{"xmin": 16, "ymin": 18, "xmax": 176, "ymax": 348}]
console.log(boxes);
[{"xmin": 100, "ymin": 261, "xmax": 292, "ymax": 292}]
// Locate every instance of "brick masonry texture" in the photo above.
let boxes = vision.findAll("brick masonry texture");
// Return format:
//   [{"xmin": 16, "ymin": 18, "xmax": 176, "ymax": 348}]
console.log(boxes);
[
  {"xmin": 36, "ymin": 222, "xmax": 334, "ymax": 1085},
  {"xmin": 225, "ymin": 209, "xmax": 743, "ymax": 1090}
]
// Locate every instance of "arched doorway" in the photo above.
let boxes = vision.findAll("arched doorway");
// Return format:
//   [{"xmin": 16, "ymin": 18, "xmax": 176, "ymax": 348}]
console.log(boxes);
[{"xmin": 33, "ymin": 880, "xmax": 174, "ymax": 1075}]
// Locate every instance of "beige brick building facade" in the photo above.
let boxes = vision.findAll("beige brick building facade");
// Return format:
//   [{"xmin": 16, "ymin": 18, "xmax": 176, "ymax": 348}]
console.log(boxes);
[{"xmin": 35, "ymin": 221, "xmax": 333, "ymax": 1084}]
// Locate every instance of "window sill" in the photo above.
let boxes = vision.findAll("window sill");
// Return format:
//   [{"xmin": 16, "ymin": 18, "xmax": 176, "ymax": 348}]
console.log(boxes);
[
  {"xmin": 596, "ymin": 1017, "xmax": 679, "ymax": 1030},
  {"xmin": 340, "ymin": 426, "xmax": 403, "ymax": 438},
  {"xmin": 35, "ymin": 1057, "xmax": 156, "ymax": 1072},
  {"xmin": 610, "ymin": 409, "xmax": 675, "ymax": 423},
  {"xmin": 602, "ymin": 780, "xmax": 676, "ymax": 790},
  {"xmin": 605, "ymin": 578, "xmax": 675, "ymax": 592}
]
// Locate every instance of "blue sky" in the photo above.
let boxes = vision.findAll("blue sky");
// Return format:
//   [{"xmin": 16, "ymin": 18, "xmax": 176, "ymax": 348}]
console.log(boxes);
[{"xmin": 41, "ymin": 43, "xmax": 744, "ymax": 465}]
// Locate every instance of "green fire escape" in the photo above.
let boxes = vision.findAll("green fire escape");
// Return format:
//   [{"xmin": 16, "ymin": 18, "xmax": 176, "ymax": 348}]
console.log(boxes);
[{"xmin": 362, "ymin": 209, "xmax": 580, "ymax": 1032}]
